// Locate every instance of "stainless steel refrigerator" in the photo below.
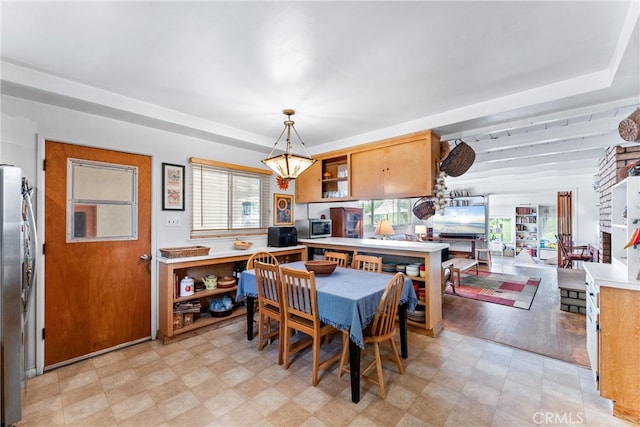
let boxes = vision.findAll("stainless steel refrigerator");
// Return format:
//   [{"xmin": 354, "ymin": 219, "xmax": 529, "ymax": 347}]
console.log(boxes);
[{"xmin": 1, "ymin": 165, "xmax": 37, "ymax": 427}]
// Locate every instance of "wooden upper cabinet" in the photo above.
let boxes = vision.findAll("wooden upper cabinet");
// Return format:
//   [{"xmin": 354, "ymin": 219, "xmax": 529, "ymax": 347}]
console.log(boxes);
[
  {"xmin": 295, "ymin": 130, "xmax": 440, "ymax": 203},
  {"xmin": 294, "ymin": 160, "xmax": 322, "ymax": 203},
  {"xmin": 351, "ymin": 131, "xmax": 440, "ymax": 199}
]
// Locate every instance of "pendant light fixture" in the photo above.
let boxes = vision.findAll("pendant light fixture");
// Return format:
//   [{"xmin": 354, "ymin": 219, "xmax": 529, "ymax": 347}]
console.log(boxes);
[{"xmin": 261, "ymin": 109, "xmax": 316, "ymax": 179}]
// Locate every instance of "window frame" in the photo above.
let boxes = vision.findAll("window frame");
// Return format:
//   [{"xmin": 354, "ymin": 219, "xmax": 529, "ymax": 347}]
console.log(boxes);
[
  {"xmin": 358, "ymin": 198, "xmax": 413, "ymax": 230},
  {"xmin": 190, "ymin": 157, "xmax": 272, "ymax": 238}
]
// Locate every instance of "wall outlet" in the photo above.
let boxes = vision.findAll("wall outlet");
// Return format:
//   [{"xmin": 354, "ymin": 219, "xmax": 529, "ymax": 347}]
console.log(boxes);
[{"xmin": 166, "ymin": 217, "xmax": 181, "ymax": 227}]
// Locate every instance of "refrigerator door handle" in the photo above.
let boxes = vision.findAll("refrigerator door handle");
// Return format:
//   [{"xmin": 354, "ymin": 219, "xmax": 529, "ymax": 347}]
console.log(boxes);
[{"xmin": 21, "ymin": 189, "xmax": 37, "ymax": 324}]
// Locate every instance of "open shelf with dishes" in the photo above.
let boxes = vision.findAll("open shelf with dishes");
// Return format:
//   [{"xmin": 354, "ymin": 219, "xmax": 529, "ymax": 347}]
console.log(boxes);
[
  {"xmin": 611, "ymin": 176, "xmax": 640, "ymax": 280},
  {"xmin": 157, "ymin": 247, "xmax": 306, "ymax": 342}
]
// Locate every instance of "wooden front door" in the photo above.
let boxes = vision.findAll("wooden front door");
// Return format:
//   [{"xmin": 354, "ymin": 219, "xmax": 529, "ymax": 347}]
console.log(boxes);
[{"xmin": 44, "ymin": 141, "xmax": 152, "ymax": 368}]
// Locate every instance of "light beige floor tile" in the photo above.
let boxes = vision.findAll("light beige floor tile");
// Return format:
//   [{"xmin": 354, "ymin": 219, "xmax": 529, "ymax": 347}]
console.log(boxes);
[
  {"xmin": 142, "ymin": 367, "xmax": 178, "ymax": 389},
  {"xmin": 248, "ymin": 387, "xmax": 289, "ymax": 417},
  {"xmin": 110, "ymin": 391, "xmax": 156, "ymax": 421},
  {"xmin": 60, "ymin": 381, "xmax": 105, "ymax": 407},
  {"xmin": 58, "ymin": 370, "xmax": 100, "ymax": 393},
  {"xmin": 300, "ymin": 415, "xmax": 330, "ymax": 427},
  {"xmin": 118, "ymin": 405, "xmax": 168, "ymax": 427},
  {"xmin": 62, "ymin": 393, "xmax": 110, "ymax": 424},
  {"xmin": 203, "ymin": 389, "xmax": 246, "ymax": 418},
  {"xmin": 316, "ymin": 398, "xmax": 361, "ymax": 423},
  {"xmin": 104, "ymin": 377, "xmax": 147, "ymax": 405},
  {"xmin": 22, "ymin": 395, "xmax": 63, "ymax": 420},
  {"xmin": 66, "ymin": 407, "xmax": 116, "ymax": 427},
  {"xmin": 99, "ymin": 368, "xmax": 138, "ymax": 390},
  {"xmin": 215, "ymin": 405, "xmax": 268, "ymax": 426},
  {"xmin": 219, "ymin": 365, "xmax": 254, "ymax": 387},
  {"xmin": 267, "ymin": 400, "xmax": 313, "ymax": 426},
  {"xmin": 360, "ymin": 398, "xmax": 406, "ymax": 426},
  {"xmin": 292, "ymin": 385, "xmax": 333, "ymax": 412},
  {"xmin": 178, "ymin": 365, "xmax": 216, "ymax": 388},
  {"xmin": 147, "ymin": 378, "xmax": 190, "ymax": 404},
  {"xmin": 157, "ymin": 390, "xmax": 201, "ymax": 420}
]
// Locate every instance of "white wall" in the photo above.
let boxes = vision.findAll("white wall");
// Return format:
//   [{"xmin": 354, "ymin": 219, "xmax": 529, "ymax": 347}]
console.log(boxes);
[{"xmin": 0, "ymin": 94, "xmax": 292, "ymax": 374}]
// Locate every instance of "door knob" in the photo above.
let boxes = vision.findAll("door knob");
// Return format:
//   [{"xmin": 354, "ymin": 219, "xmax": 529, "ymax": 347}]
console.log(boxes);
[{"xmin": 140, "ymin": 254, "xmax": 151, "ymax": 261}]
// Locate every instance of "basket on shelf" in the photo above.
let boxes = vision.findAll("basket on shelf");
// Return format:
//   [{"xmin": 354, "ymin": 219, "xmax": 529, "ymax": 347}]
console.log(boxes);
[
  {"xmin": 159, "ymin": 245, "xmax": 210, "ymax": 258},
  {"xmin": 440, "ymin": 140, "xmax": 476, "ymax": 177},
  {"xmin": 412, "ymin": 197, "xmax": 436, "ymax": 220}
]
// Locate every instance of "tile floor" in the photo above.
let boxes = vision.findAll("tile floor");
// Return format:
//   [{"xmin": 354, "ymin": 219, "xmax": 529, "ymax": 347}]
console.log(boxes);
[{"xmin": 18, "ymin": 317, "xmax": 632, "ymax": 427}]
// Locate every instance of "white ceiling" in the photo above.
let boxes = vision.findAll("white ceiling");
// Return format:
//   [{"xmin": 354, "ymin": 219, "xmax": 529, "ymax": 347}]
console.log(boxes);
[{"xmin": 2, "ymin": 1, "xmax": 639, "ymax": 183}]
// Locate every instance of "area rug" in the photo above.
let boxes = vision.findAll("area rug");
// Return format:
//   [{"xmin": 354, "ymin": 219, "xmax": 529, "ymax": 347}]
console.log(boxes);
[{"xmin": 445, "ymin": 271, "xmax": 541, "ymax": 309}]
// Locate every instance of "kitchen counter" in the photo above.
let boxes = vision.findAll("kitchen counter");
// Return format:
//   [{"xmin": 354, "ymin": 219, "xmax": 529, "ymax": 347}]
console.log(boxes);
[
  {"xmin": 298, "ymin": 237, "xmax": 449, "ymax": 336},
  {"xmin": 297, "ymin": 237, "xmax": 449, "ymax": 253},
  {"xmin": 157, "ymin": 244, "xmax": 308, "ymax": 264},
  {"xmin": 583, "ymin": 262, "xmax": 640, "ymax": 291}
]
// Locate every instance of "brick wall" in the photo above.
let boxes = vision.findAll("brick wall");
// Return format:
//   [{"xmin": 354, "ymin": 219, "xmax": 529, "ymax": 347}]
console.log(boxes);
[{"xmin": 598, "ymin": 145, "xmax": 640, "ymax": 262}]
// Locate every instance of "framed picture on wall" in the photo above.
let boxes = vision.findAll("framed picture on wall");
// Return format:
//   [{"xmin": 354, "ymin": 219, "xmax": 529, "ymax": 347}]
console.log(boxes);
[
  {"xmin": 273, "ymin": 193, "xmax": 293, "ymax": 225},
  {"xmin": 162, "ymin": 163, "xmax": 185, "ymax": 211}
]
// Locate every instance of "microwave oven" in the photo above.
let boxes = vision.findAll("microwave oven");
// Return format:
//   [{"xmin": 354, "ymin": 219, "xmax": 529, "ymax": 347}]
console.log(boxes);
[{"xmin": 295, "ymin": 219, "xmax": 332, "ymax": 239}]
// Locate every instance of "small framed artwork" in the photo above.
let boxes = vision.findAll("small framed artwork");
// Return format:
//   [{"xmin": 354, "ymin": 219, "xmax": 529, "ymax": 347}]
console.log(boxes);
[
  {"xmin": 273, "ymin": 193, "xmax": 294, "ymax": 226},
  {"xmin": 162, "ymin": 163, "xmax": 185, "ymax": 211}
]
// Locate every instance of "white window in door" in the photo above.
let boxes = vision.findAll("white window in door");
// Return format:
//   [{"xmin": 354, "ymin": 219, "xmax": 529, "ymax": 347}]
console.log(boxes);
[{"xmin": 66, "ymin": 159, "xmax": 138, "ymax": 242}]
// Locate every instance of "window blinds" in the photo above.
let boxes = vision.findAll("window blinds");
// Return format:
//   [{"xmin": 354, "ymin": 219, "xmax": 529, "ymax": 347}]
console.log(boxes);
[{"xmin": 191, "ymin": 160, "xmax": 271, "ymax": 236}]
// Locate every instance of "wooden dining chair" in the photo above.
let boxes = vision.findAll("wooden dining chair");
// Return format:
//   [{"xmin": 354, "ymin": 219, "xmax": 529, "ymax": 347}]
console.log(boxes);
[
  {"xmin": 556, "ymin": 234, "xmax": 591, "ymax": 269},
  {"xmin": 324, "ymin": 251, "xmax": 349, "ymax": 268},
  {"xmin": 338, "ymin": 272, "xmax": 405, "ymax": 398},
  {"xmin": 254, "ymin": 261, "xmax": 284, "ymax": 364},
  {"xmin": 352, "ymin": 254, "xmax": 382, "ymax": 272},
  {"xmin": 246, "ymin": 251, "xmax": 278, "ymax": 270},
  {"xmin": 280, "ymin": 266, "xmax": 342, "ymax": 386}
]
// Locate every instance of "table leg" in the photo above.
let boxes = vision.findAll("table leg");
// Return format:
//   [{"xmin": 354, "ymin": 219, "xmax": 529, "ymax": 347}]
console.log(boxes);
[
  {"xmin": 399, "ymin": 302, "xmax": 408, "ymax": 358},
  {"xmin": 349, "ymin": 338, "xmax": 360, "ymax": 403},
  {"xmin": 246, "ymin": 296, "xmax": 255, "ymax": 341}
]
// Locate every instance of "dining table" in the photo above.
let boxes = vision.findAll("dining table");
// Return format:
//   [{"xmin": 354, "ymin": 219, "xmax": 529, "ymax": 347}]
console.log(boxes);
[{"xmin": 237, "ymin": 261, "xmax": 418, "ymax": 403}]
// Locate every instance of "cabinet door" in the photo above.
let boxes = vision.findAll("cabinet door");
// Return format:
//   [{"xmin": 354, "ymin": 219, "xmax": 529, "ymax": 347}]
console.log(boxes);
[
  {"xmin": 295, "ymin": 160, "xmax": 322, "ymax": 203},
  {"xmin": 384, "ymin": 138, "xmax": 431, "ymax": 197},
  {"xmin": 351, "ymin": 148, "xmax": 385, "ymax": 199},
  {"xmin": 352, "ymin": 137, "xmax": 435, "ymax": 199},
  {"xmin": 599, "ymin": 287, "xmax": 640, "ymax": 408}
]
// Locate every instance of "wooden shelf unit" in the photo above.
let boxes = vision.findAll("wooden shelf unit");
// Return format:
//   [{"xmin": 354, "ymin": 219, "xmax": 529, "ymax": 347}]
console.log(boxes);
[
  {"xmin": 611, "ymin": 176, "xmax": 640, "ymax": 280},
  {"xmin": 515, "ymin": 205, "xmax": 539, "ymax": 257},
  {"xmin": 158, "ymin": 247, "xmax": 306, "ymax": 342}
]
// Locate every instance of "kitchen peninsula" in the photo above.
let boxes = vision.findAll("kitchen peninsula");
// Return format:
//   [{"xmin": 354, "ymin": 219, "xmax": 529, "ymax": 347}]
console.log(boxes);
[{"xmin": 298, "ymin": 237, "xmax": 449, "ymax": 336}]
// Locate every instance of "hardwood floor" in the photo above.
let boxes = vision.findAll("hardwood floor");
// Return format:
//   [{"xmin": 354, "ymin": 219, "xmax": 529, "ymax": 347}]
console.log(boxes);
[{"xmin": 435, "ymin": 256, "xmax": 589, "ymax": 367}]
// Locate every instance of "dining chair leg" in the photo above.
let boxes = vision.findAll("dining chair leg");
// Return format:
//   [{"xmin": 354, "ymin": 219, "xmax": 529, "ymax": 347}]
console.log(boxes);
[
  {"xmin": 312, "ymin": 335, "xmax": 321, "ymax": 386},
  {"xmin": 388, "ymin": 338, "xmax": 404, "ymax": 375},
  {"xmin": 277, "ymin": 322, "xmax": 284, "ymax": 365},
  {"xmin": 282, "ymin": 324, "xmax": 291, "ymax": 370},
  {"xmin": 338, "ymin": 331, "xmax": 349, "ymax": 378},
  {"xmin": 257, "ymin": 314, "xmax": 265, "ymax": 351},
  {"xmin": 373, "ymin": 343, "xmax": 386, "ymax": 398}
]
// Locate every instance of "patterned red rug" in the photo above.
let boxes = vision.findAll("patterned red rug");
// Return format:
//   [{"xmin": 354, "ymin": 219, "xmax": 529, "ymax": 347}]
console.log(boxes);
[{"xmin": 445, "ymin": 271, "xmax": 541, "ymax": 310}]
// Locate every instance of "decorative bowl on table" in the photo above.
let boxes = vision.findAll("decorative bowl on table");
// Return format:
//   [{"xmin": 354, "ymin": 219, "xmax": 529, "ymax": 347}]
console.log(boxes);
[
  {"xmin": 304, "ymin": 260, "xmax": 338, "ymax": 276},
  {"xmin": 234, "ymin": 240, "xmax": 253, "ymax": 250}
]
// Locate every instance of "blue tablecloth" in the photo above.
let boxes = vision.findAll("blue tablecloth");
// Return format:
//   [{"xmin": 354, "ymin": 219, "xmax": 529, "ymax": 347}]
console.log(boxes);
[{"xmin": 237, "ymin": 261, "xmax": 417, "ymax": 348}]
